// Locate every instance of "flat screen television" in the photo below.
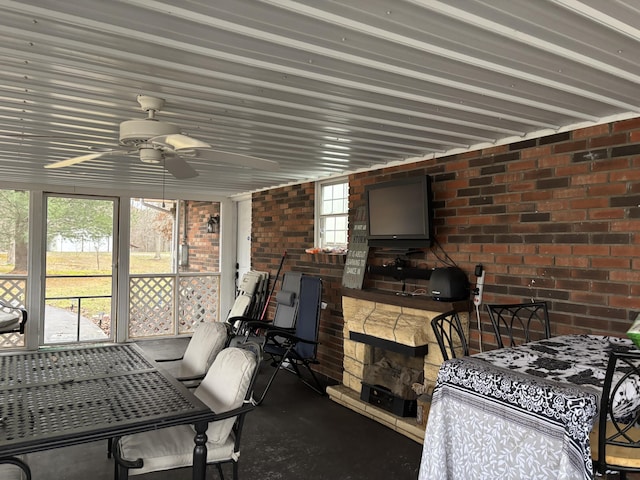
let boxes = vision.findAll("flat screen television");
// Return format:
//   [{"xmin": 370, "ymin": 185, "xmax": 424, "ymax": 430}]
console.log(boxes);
[{"xmin": 365, "ymin": 175, "xmax": 433, "ymax": 248}]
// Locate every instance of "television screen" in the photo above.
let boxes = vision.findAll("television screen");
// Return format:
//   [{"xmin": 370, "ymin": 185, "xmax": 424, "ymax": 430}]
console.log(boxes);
[{"xmin": 365, "ymin": 175, "xmax": 433, "ymax": 248}]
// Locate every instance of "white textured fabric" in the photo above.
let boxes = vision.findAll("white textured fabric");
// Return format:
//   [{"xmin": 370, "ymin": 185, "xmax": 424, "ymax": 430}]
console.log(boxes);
[
  {"xmin": 0, "ymin": 459, "xmax": 28, "ymax": 480},
  {"xmin": 420, "ymin": 386, "xmax": 572, "ymax": 480},
  {"xmin": 118, "ymin": 346, "xmax": 257, "ymax": 476},
  {"xmin": 228, "ymin": 295, "xmax": 251, "ymax": 319},
  {"xmin": 194, "ymin": 347, "xmax": 256, "ymax": 443},
  {"xmin": 0, "ymin": 466, "xmax": 25, "ymax": 480},
  {"xmin": 119, "ymin": 424, "xmax": 237, "ymax": 475},
  {"xmin": 0, "ymin": 310, "xmax": 20, "ymax": 330},
  {"xmin": 163, "ymin": 321, "xmax": 228, "ymax": 378},
  {"xmin": 183, "ymin": 322, "xmax": 228, "ymax": 374}
]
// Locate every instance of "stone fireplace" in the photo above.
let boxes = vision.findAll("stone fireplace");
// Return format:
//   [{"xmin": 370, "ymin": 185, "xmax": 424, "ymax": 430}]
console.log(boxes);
[{"xmin": 326, "ymin": 290, "xmax": 468, "ymax": 443}]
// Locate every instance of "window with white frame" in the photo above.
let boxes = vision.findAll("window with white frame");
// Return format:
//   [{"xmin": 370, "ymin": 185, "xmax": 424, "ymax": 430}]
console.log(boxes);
[{"xmin": 316, "ymin": 179, "xmax": 349, "ymax": 251}]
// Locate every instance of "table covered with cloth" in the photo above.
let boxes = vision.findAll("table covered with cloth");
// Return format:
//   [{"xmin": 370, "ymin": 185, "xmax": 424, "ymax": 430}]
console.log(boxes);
[{"xmin": 418, "ymin": 335, "xmax": 639, "ymax": 480}]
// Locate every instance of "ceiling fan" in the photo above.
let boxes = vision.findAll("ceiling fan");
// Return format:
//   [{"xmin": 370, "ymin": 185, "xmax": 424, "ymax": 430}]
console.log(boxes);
[{"xmin": 44, "ymin": 95, "xmax": 279, "ymax": 179}]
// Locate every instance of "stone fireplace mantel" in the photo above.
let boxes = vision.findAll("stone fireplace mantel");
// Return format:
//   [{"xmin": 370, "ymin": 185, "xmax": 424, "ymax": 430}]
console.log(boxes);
[{"xmin": 327, "ymin": 289, "xmax": 469, "ymax": 443}]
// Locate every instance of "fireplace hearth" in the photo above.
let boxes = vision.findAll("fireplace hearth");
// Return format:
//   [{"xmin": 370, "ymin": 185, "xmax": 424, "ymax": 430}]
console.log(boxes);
[{"xmin": 327, "ymin": 291, "xmax": 469, "ymax": 443}]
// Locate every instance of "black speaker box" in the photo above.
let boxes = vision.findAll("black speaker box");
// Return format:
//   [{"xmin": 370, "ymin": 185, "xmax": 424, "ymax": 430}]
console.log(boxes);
[{"xmin": 430, "ymin": 266, "xmax": 470, "ymax": 301}]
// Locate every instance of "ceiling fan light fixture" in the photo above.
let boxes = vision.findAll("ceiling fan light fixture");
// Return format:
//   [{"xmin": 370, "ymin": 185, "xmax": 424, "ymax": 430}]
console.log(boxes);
[{"xmin": 139, "ymin": 147, "xmax": 162, "ymax": 164}]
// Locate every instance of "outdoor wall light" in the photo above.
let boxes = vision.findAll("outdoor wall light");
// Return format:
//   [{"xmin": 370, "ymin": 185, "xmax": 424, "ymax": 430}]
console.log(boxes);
[{"xmin": 207, "ymin": 213, "xmax": 220, "ymax": 234}]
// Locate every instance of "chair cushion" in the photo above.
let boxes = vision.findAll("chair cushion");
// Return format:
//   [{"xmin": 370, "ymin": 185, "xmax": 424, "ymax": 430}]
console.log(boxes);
[
  {"xmin": 118, "ymin": 347, "xmax": 257, "ymax": 477},
  {"xmin": 181, "ymin": 322, "xmax": 228, "ymax": 376},
  {"xmin": 0, "ymin": 458, "xmax": 28, "ymax": 480},
  {"xmin": 272, "ymin": 272, "xmax": 302, "ymax": 329},
  {"xmin": 0, "ymin": 311, "xmax": 21, "ymax": 331},
  {"xmin": 194, "ymin": 347, "xmax": 257, "ymax": 444},
  {"xmin": 227, "ymin": 294, "xmax": 252, "ymax": 319},
  {"xmin": 118, "ymin": 424, "xmax": 237, "ymax": 476},
  {"xmin": 275, "ymin": 290, "xmax": 295, "ymax": 307}
]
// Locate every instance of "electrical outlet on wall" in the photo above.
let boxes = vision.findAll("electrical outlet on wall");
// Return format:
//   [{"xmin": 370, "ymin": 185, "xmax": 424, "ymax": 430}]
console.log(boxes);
[{"xmin": 473, "ymin": 264, "xmax": 485, "ymax": 306}]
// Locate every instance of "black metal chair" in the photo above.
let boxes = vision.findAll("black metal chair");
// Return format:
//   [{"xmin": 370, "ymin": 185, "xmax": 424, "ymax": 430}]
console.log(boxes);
[
  {"xmin": 485, "ymin": 301, "xmax": 551, "ymax": 348},
  {"xmin": 430, "ymin": 310, "xmax": 469, "ymax": 361},
  {"xmin": 228, "ymin": 271, "xmax": 303, "ymax": 341},
  {"xmin": 590, "ymin": 350, "xmax": 640, "ymax": 479},
  {"xmin": 112, "ymin": 342, "xmax": 262, "ymax": 480},
  {"xmin": 0, "ymin": 300, "xmax": 27, "ymax": 335},
  {"xmin": 0, "ymin": 457, "xmax": 31, "ymax": 480}
]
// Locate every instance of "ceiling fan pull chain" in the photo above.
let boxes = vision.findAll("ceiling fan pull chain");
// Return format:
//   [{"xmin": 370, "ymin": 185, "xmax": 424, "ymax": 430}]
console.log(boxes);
[{"xmin": 162, "ymin": 157, "xmax": 166, "ymax": 208}]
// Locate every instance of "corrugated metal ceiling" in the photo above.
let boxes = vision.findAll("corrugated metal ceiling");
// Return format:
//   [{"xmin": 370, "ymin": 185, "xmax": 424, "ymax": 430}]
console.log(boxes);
[{"xmin": 0, "ymin": 0, "xmax": 639, "ymax": 198}]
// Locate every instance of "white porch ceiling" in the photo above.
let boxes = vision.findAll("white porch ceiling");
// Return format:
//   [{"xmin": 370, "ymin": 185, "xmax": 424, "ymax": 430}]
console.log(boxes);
[{"xmin": 1, "ymin": 0, "xmax": 639, "ymax": 198}]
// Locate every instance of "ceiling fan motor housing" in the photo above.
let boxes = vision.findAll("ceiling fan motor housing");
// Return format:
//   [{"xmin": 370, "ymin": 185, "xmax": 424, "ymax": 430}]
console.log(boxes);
[{"xmin": 119, "ymin": 119, "xmax": 180, "ymax": 146}]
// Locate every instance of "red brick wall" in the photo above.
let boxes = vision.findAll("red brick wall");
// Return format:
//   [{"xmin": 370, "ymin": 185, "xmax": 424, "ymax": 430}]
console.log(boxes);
[
  {"xmin": 251, "ymin": 184, "xmax": 346, "ymax": 380},
  {"xmin": 181, "ymin": 201, "xmax": 220, "ymax": 272},
  {"xmin": 252, "ymin": 118, "xmax": 640, "ymax": 382}
]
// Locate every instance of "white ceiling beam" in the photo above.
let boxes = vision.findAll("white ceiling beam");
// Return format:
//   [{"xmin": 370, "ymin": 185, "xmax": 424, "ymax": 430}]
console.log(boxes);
[{"xmin": 0, "ymin": 6, "xmax": 567, "ymax": 128}]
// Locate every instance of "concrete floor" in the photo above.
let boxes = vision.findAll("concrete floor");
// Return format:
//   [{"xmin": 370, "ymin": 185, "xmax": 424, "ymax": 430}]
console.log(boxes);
[{"xmin": 21, "ymin": 338, "xmax": 424, "ymax": 480}]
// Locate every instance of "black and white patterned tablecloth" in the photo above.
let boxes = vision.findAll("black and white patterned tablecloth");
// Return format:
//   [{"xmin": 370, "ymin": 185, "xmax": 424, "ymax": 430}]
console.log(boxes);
[
  {"xmin": 419, "ymin": 335, "xmax": 638, "ymax": 480},
  {"xmin": 476, "ymin": 335, "xmax": 640, "ymax": 420}
]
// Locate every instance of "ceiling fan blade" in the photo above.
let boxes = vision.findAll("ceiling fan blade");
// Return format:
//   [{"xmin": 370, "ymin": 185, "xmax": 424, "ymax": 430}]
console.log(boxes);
[
  {"xmin": 0, "ymin": 133, "xmax": 73, "ymax": 139},
  {"xmin": 164, "ymin": 156, "xmax": 199, "ymax": 179},
  {"xmin": 198, "ymin": 149, "xmax": 279, "ymax": 171},
  {"xmin": 151, "ymin": 134, "xmax": 210, "ymax": 150},
  {"xmin": 44, "ymin": 151, "xmax": 108, "ymax": 169}
]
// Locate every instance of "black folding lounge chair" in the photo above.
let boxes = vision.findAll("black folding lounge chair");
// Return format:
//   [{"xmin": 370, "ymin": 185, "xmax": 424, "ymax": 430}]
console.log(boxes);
[
  {"xmin": 227, "ymin": 271, "xmax": 302, "ymax": 345},
  {"xmin": 254, "ymin": 274, "xmax": 324, "ymax": 405}
]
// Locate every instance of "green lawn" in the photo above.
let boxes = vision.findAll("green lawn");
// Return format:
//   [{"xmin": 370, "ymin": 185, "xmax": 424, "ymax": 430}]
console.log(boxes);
[
  {"xmin": 0, "ymin": 251, "xmax": 173, "ymax": 275},
  {"xmin": 0, "ymin": 251, "xmax": 175, "ymax": 332}
]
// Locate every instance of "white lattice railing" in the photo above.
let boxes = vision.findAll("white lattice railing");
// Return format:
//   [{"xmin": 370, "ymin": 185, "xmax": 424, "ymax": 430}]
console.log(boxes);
[
  {"xmin": 0, "ymin": 273, "xmax": 220, "ymax": 347},
  {"xmin": 177, "ymin": 275, "xmax": 220, "ymax": 334},
  {"xmin": 0, "ymin": 276, "xmax": 27, "ymax": 348},
  {"xmin": 129, "ymin": 273, "xmax": 220, "ymax": 339}
]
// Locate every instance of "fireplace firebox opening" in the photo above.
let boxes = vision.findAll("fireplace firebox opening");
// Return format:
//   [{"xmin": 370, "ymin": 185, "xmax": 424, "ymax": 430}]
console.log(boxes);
[{"xmin": 360, "ymin": 346, "xmax": 423, "ymax": 417}]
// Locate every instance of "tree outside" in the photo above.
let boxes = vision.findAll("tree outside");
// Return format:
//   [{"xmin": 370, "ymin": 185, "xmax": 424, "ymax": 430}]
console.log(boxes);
[
  {"xmin": 130, "ymin": 198, "xmax": 175, "ymax": 272},
  {"xmin": 0, "ymin": 190, "xmax": 28, "ymax": 273},
  {"xmin": 0, "ymin": 192, "xmax": 219, "ymax": 342}
]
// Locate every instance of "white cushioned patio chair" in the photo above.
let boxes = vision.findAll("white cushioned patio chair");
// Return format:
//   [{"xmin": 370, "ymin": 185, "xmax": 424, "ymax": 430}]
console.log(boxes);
[
  {"xmin": 106, "ymin": 321, "xmax": 231, "ymax": 460},
  {"xmin": 0, "ymin": 300, "xmax": 27, "ymax": 335},
  {"xmin": 0, "ymin": 457, "xmax": 31, "ymax": 480},
  {"xmin": 155, "ymin": 321, "xmax": 229, "ymax": 385},
  {"xmin": 112, "ymin": 342, "xmax": 261, "ymax": 480}
]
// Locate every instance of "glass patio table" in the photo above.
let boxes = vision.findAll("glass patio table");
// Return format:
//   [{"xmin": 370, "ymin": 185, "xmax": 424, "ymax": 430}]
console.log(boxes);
[
  {"xmin": 0, "ymin": 343, "xmax": 216, "ymax": 480},
  {"xmin": 419, "ymin": 334, "xmax": 639, "ymax": 480}
]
